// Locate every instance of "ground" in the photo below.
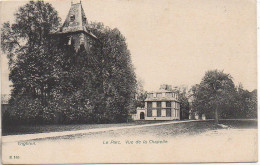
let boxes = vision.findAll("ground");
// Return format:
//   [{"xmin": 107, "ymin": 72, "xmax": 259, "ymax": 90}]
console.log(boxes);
[
  {"xmin": 2, "ymin": 120, "xmax": 257, "ymax": 164},
  {"xmin": 2, "ymin": 120, "xmax": 168, "ymax": 136},
  {"xmin": 21, "ymin": 120, "xmax": 255, "ymax": 141},
  {"xmin": 3, "ymin": 120, "xmax": 256, "ymax": 136}
]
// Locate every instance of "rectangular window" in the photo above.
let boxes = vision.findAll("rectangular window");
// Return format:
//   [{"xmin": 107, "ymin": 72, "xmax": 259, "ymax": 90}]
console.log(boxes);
[
  {"xmin": 161, "ymin": 109, "xmax": 166, "ymax": 117},
  {"xmin": 166, "ymin": 108, "xmax": 171, "ymax": 117},
  {"xmin": 83, "ymin": 17, "xmax": 87, "ymax": 24},
  {"xmin": 153, "ymin": 93, "xmax": 156, "ymax": 98},
  {"xmin": 152, "ymin": 110, "xmax": 157, "ymax": 117},
  {"xmin": 70, "ymin": 15, "xmax": 75, "ymax": 22},
  {"xmin": 166, "ymin": 92, "xmax": 172, "ymax": 97},
  {"xmin": 147, "ymin": 102, "xmax": 152, "ymax": 108},
  {"xmin": 157, "ymin": 102, "xmax": 161, "ymax": 108},
  {"xmin": 147, "ymin": 102, "xmax": 152, "ymax": 117},
  {"xmin": 166, "ymin": 101, "xmax": 171, "ymax": 107},
  {"xmin": 152, "ymin": 102, "xmax": 157, "ymax": 108},
  {"xmin": 161, "ymin": 102, "xmax": 166, "ymax": 108},
  {"xmin": 162, "ymin": 92, "xmax": 166, "ymax": 97}
]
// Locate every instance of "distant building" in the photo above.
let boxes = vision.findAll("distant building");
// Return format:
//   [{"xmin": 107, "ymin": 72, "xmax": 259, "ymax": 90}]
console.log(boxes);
[
  {"xmin": 132, "ymin": 85, "xmax": 180, "ymax": 120},
  {"xmin": 1, "ymin": 94, "xmax": 10, "ymax": 113}
]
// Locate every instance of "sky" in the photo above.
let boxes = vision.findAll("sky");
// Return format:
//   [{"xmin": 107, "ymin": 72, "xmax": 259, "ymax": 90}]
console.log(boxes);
[{"xmin": 0, "ymin": 0, "xmax": 257, "ymax": 94}]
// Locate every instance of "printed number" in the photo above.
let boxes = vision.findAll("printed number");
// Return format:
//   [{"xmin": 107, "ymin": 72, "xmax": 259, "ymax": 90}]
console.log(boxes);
[{"xmin": 9, "ymin": 156, "xmax": 20, "ymax": 159}]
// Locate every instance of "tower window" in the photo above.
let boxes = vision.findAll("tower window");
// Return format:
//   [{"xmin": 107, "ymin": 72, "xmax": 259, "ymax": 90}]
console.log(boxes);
[
  {"xmin": 83, "ymin": 17, "xmax": 87, "ymax": 24},
  {"xmin": 70, "ymin": 15, "xmax": 75, "ymax": 22}
]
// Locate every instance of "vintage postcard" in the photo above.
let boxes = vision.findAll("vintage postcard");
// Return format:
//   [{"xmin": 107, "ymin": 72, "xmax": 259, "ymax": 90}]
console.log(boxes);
[{"xmin": 1, "ymin": 0, "xmax": 257, "ymax": 164}]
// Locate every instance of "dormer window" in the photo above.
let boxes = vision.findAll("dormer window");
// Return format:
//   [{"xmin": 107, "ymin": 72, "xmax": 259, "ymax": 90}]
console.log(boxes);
[
  {"xmin": 156, "ymin": 93, "xmax": 162, "ymax": 98},
  {"xmin": 166, "ymin": 92, "xmax": 172, "ymax": 97},
  {"xmin": 70, "ymin": 15, "xmax": 75, "ymax": 22},
  {"xmin": 162, "ymin": 92, "xmax": 165, "ymax": 97}
]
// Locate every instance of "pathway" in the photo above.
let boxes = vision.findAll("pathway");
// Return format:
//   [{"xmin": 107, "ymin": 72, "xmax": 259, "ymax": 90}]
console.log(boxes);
[{"xmin": 2, "ymin": 120, "xmax": 200, "ymax": 143}]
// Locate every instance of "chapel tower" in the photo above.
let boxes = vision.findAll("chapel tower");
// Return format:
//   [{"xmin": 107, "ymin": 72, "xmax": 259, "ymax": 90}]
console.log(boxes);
[{"xmin": 55, "ymin": 1, "xmax": 97, "ymax": 51}]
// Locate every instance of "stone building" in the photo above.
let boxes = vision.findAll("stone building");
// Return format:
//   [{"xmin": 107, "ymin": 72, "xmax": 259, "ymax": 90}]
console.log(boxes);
[
  {"xmin": 132, "ymin": 85, "xmax": 180, "ymax": 120},
  {"xmin": 1, "ymin": 94, "xmax": 10, "ymax": 114},
  {"xmin": 53, "ymin": 2, "xmax": 98, "ymax": 51}
]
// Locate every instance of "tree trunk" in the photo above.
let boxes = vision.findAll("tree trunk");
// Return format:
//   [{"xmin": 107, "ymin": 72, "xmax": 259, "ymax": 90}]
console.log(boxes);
[{"xmin": 215, "ymin": 104, "xmax": 219, "ymax": 124}]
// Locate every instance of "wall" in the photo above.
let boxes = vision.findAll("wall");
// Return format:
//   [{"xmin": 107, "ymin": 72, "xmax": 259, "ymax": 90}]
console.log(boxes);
[{"xmin": 133, "ymin": 109, "xmax": 145, "ymax": 120}]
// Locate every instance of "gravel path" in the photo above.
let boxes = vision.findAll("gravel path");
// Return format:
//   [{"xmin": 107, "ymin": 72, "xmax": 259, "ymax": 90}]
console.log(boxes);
[{"xmin": 2, "ymin": 120, "xmax": 200, "ymax": 143}]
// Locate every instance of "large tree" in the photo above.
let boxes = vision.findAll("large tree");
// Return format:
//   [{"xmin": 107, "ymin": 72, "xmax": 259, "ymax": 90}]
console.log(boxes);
[
  {"xmin": 1, "ymin": 1, "xmax": 61, "ymax": 124},
  {"xmin": 191, "ymin": 70, "xmax": 236, "ymax": 124},
  {"xmin": 248, "ymin": 89, "xmax": 257, "ymax": 118},
  {"xmin": 232, "ymin": 85, "xmax": 257, "ymax": 119},
  {"xmin": 88, "ymin": 22, "xmax": 137, "ymax": 123}
]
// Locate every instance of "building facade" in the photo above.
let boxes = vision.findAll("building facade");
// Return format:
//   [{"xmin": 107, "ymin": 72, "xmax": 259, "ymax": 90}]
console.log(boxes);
[{"xmin": 132, "ymin": 85, "xmax": 181, "ymax": 120}]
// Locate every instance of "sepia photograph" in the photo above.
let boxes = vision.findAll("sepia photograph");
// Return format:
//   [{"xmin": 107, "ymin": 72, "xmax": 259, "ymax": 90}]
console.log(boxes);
[{"xmin": 0, "ymin": 0, "xmax": 257, "ymax": 164}]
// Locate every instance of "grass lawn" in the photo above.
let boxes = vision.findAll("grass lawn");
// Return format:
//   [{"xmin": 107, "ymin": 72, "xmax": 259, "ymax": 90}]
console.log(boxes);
[
  {"xmin": 34, "ymin": 119, "xmax": 257, "ymax": 141},
  {"xmin": 2, "ymin": 120, "xmax": 168, "ymax": 136}
]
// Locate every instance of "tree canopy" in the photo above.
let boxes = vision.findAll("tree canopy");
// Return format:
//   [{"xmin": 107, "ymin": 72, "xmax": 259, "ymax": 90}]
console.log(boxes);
[
  {"xmin": 191, "ymin": 70, "xmax": 236, "ymax": 123},
  {"xmin": 191, "ymin": 70, "xmax": 257, "ymax": 123},
  {"xmin": 1, "ymin": 1, "xmax": 137, "ymax": 124},
  {"xmin": 175, "ymin": 87, "xmax": 190, "ymax": 120}
]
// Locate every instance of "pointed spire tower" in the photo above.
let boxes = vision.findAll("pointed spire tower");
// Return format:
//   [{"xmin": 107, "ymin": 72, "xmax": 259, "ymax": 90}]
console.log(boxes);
[{"xmin": 56, "ymin": 2, "xmax": 97, "ymax": 51}]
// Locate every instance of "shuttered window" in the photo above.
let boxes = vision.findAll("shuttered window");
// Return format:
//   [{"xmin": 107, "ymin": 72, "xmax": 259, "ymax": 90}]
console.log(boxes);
[
  {"xmin": 152, "ymin": 110, "xmax": 157, "ymax": 117},
  {"xmin": 161, "ymin": 109, "xmax": 166, "ymax": 117}
]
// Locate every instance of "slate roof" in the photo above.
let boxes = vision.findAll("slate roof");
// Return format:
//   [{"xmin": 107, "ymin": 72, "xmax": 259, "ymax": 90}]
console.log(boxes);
[
  {"xmin": 147, "ymin": 89, "xmax": 176, "ymax": 94},
  {"xmin": 145, "ymin": 90, "xmax": 179, "ymax": 102},
  {"xmin": 53, "ymin": 2, "xmax": 97, "ymax": 40},
  {"xmin": 145, "ymin": 97, "xmax": 179, "ymax": 102}
]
